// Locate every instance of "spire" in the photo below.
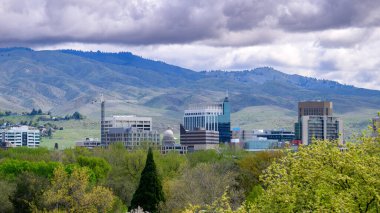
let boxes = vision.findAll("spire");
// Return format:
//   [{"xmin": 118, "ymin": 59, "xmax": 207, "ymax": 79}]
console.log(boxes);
[{"xmin": 224, "ymin": 90, "xmax": 229, "ymax": 102}]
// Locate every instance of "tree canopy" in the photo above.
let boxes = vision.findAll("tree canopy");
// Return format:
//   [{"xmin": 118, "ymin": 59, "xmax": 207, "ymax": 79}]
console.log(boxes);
[{"xmin": 130, "ymin": 148, "xmax": 165, "ymax": 212}]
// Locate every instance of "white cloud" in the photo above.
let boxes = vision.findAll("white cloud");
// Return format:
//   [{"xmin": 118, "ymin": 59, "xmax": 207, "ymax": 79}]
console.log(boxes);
[{"xmin": 2, "ymin": 0, "xmax": 380, "ymax": 90}]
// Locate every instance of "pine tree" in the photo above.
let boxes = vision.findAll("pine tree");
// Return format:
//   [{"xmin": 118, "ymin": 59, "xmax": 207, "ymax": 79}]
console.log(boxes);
[{"xmin": 130, "ymin": 148, "xmax": 165, "ymax": 212}]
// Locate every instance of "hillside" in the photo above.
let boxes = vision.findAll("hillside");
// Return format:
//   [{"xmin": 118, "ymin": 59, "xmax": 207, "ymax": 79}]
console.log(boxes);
[{"xmin": 0, "ymin": 47, "xmax": 379, "ymax": 136}]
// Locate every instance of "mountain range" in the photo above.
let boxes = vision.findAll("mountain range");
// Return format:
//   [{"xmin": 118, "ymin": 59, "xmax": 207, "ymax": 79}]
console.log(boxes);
[{"xmin": 0, "ymin": 47, "xmax": 379, "ymax": 134}]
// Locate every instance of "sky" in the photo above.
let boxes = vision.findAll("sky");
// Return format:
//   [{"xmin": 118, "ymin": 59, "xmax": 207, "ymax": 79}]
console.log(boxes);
[{"xmin": 1, "ymin": 0, "xmax": 380, "ymax": 89}]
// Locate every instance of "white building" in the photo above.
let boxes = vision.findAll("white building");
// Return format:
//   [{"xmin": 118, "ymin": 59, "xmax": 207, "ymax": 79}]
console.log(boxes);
[
  {"xmin": 300, "ymin": 116, "xmax": 343, "ymax": 145},
  {"xmin": 101, "ymin": 115, "xmax": 152, "ymax": 143},
  {"xmin": 184, "ymin": 104, "xmax": 222, "ymax": 131},
  {"xmin": 0, "ymin": 126, "xmax": 40, "ymax": 148}
]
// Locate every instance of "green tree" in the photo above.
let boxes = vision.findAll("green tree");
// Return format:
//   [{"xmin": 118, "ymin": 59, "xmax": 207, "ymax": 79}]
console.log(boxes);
[
  {"xmin": 253, "ymin": 139, "xmax": 380, "ymax": 212},
  {"xmin": 42, "ymin": 166, "xmax": 116, "ymax": 212},
  {"xmin": 10, "ymin": 172, "xmax": 49, "ymax": 213},
  {"xmin": 0, "ymin": 180, "xmax": 15, "ymax": 213},
  {"xmin": 130, "ymin": 148, "xmax": 165, "ymax": 212}
]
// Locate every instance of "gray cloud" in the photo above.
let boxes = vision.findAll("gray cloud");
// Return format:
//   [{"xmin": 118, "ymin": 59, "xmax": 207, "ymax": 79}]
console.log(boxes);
[{"xmin": 1, "ymin": 0, "xmax": 380, "ymax": 46}]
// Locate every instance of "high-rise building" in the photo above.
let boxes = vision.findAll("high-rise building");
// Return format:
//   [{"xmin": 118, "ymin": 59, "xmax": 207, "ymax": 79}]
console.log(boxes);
[
  {"xmin": 295, "ymin": 101, "xmax": 343, "ymax": 145},
  {"xmin": 298, "ymin": 101, "xmax": 333, "ymax": 119},
  {"xmin": 0, "ymin": 126, "xmax": 40, "ymax": 148},
  {"xmin": 183, "ymin": 96, "xmax": 231, "ymax": 142},
  {"xmin": 299, "ymin": 116, "xmax": 343, "ymax": 145},
  {"xmin": 104, "ymin": 127, "xmax": 160, "ymax": 149},
  {"xmin": 101, "ymin": 115, "xmax": 154, "ymax": 147}
]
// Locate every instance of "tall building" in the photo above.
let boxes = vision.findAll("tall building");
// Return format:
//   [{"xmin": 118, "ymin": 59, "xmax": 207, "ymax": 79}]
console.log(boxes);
[
  {"xmin": 101, "ymin": 115, "xmax": 154, "ymax": 147},
  {"xmin": 298, "ymin": 101, "xmax": 333, "ymax": 119},
  {"xmin": 0, "ymin": 126, "xmax": 40, "ymax": 148},
  {"xmin": 180, "ymin": 125, "xmax": 219, "ymax": 151},
  {"xmin": 104, "ymin": 127, "xmax": 160, "ymax": 149},
  {"xmin": 295, "ymin": 101, "xmax": 343, "ymax": 145},
  {"xmin": 183, "ymin": 96, "xmax": 231, "ymax": 143},
  {"xmin": 299, "ymin": 116, "xmax": 343, "ymax": 145}
]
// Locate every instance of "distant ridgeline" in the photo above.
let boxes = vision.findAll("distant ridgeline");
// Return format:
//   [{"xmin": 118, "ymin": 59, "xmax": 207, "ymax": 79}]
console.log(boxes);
[{"xmin": 0, "ymin": 47, "xmax": 379, "ymax": 121}]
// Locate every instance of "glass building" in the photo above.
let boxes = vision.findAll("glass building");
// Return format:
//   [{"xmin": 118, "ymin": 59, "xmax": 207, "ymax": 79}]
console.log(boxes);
[{"xmin": 183, "ymin": 96, "xmax": 231, "ymax": 143}]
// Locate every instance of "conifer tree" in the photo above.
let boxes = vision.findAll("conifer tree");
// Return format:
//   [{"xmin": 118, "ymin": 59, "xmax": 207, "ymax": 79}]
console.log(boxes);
[{"xmin": 130, "ymin": 147, "xmax": 165, "ymax": 212}]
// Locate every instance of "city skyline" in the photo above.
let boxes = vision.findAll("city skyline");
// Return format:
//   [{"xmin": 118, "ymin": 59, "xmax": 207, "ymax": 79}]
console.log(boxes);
[{"xmin": 0, "ymin": 0, "xmax": 380, "ymax": 89}]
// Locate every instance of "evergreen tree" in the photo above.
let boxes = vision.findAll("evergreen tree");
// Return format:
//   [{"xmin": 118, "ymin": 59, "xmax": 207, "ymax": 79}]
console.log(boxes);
[{"xmin": 130, "ymin": 148, "xmax": 165, "ymax": 212}]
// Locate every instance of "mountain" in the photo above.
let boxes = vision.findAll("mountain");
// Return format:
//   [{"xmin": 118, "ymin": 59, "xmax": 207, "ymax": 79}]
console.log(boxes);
[{"xmin": 0, "ymin": 47, "xmax": 379, "ymax": 134}]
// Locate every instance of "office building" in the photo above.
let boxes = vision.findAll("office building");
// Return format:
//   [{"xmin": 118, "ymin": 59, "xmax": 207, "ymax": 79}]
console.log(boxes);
[
  {"xmin": 295, "ymin": 101, "xmax": 342, "ymax": 145},
  {"xmin": 0, "ymin": 126, "xmax": 40, "ymax": 148},
  {"xmin": 101, "ymin": 115, "xmax": 155, "ymax": 147},
  {"xmin": 298, "ymin": 101, "xmax": 333, "ymax": 119},
  {"xmin": 243, "ymin": 138, "xmax": 281, "ymax": 151},
  {"xmin": 297, "ymin": 115, "xmax": 343, "ymax": 145},
  {"xmin": 183, "ymin": 96, "xmax": 231, "ymax": 143},
  {"xmin": 180, "ymin": 125, "xmax": 219, "ymax": 151},
  {"xmin": 76, "ymin": 138, "xmax": 101, "ymax": 149},
  {"xmin": 104, "ymin": 127, "xmax": 160, "ymax": 149},
  {"xmin": 252, "ymin": 129, "xmax": 295, "ymax": 142}
]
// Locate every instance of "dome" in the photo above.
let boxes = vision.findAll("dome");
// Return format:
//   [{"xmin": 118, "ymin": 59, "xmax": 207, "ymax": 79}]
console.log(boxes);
[
  {"xmin": 162, "ymin": 128, "xmax": 175, "ymax": 146},
  {"xmin": 163, "ymin": 129, "xmax": 174, "ymax": 138}
]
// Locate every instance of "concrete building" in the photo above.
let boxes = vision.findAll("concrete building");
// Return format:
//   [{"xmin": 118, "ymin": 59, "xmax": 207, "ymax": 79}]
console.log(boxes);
[
  {"xmin": 160, "ymin": 127, "xmax": 188, "ymax": 154},
  {"xmin": 76, "ymin": 138, "xmax": 101, "ymax": 149},
  {"xmin": 295, "ymin": 101, "xmax": 343, "ymax": 145},
  {"xmin": 102, "ymin": 115, "xmax": 152, "ymax": 143},
  {"xmin": 183, "ymin": 96, "xmax": 231, "ymax": 143},
  {"xmin": 162, "ymin": 128, "xmax": 176, "ymax": 146},
  {"xmin": 243, "ymin": 138, "xmax": 280, "ymax": 151},
  {"xmin": 104, "ymin": 127, "xmax": 160, "ymax": 149},
  {"xmin": 0, "ymin": 126, "xmax": 40, "ymax": 148},
  {"xmin": 298, "ymin": 115, "xmax": 343, "ymax": 145},
  {"xmin": 180, "ymin": 125, "xmax": 219, "ymax": 151},
  {"xmin": 298, "ymin": 101, "xmax": 333, "ymax": 119}
]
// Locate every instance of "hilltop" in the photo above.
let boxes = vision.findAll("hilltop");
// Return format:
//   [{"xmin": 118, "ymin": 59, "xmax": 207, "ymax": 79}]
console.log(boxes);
[{"xmin": 0, "ymin": 47, "xmax": 379, "ymax": 134}]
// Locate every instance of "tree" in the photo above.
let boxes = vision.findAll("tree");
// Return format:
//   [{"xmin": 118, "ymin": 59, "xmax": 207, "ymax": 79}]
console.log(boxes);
[
  {"xmin": 72, "ymin": 111, "xmax": 84, "ymax": 120},
  {"xmin": 42, "ymin": 166, "xmax": 116, "ymax": 212},
  {"xmin": 253, "ymin": 139, "xmax": 380, "ymax": 212},
  {"xmin": 10, "ymin": 172, "xmax": 49, "ymax": 213},
  {"xmin": 130, "ymin": 148, "xmax": 165, "ymax": 212},
  {"xmin": 0, "ymin": 180, "xmax": 15, "ymax": 213}
]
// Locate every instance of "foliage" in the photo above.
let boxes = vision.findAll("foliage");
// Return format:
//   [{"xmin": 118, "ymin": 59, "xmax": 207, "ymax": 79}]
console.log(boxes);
[
  {"xmin": 186, "ymin": 149, "xmax": 222, "ymax": 167},
  {"xmin": 0, "ymin": 159, "xmax": 60, "ymax": 179},
  {"xmin": 42, "ymin": 166, "xmax": 116, "ymax": 212},
  {"xmin": 237, "ymin": 151, "xmax": 284, "ymax": 195},
  {"xmin": 165, "ymin": 162, "xmax": 243, "ymax": 212},
  {"xmin": 253, "ymin": 139, "xmax": 380, "ymax": 212},
  {"xmin": 0, "ymin": 180, "xmax": 15, "ymax": 213},
  {"xmin": 10, "ymin": 172, "xmax": 49, "ymax": 213},
  {"xmin": 76, "ymin": 155, "xmax": 111, "ymax": 181},
  {"xmin": 130, "ymin": 148, "xmax": 165, "ymax": 213},
  {"xmin": 0, "ymin": 146, "xmax": 51, "ymax": 161}
]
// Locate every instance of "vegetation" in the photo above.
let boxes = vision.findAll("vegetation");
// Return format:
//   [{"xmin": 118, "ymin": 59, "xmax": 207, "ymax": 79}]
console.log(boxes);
[
  {"xmin": 130, "ymin": 148, "xmax": 165, "ymax": 212},
  {"xmin": 0, "ymin": 130, "xmax": 378, "ymax": 212}
]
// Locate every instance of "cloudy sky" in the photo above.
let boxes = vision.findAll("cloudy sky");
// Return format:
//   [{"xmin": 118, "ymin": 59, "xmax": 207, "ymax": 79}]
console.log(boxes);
[{"xmin": 1, "ymin": 0, "xmax": 380, "ymax": 89}]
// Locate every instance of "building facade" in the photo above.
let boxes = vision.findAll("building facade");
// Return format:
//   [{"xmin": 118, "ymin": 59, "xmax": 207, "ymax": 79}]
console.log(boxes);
[
  {"xmin": 183, "ymin": 96, "xmax": 231, "ymax": 143},
  {"xmin": 104, "ymin": 127, "xmax": 160, "ymax": 149},
  {"xmin": 295, "ymin": 101, "xmax": 342, "ymax": 145},
  {"xmin": 298, "ymin": 101, "xmax": 333, "ymax": 119},
  {"xmin": 76, "ymin": 138, "xmax": 101, "ymax": 149},
  {"xmin": 180, "ymin": 125, "xmax": 219, "ymax": 151},
  {"xmin": 299, "ymin": 115, "xmax": 343, "ymax": 145},
  {"xmin": 0, "ymin": 126, "xmax": 40, "ymax": 148}
]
